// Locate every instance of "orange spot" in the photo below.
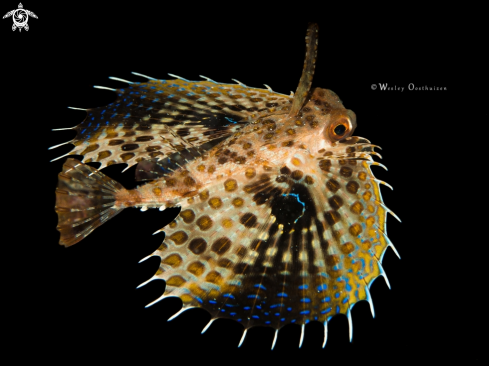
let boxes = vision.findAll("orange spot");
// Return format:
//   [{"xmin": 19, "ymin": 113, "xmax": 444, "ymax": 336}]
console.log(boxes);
[
  {"xmin": 162, "ymin": 254, "xmax": 183, "ymax": 267},
  {"xmin": 363, "ymin": 191, "xmax": 372, "ymax": 201},
  {"xmin": 367, "ymin": 205, "xmax": 375, "ymax": 213},
  {"xmin": 187, "ymin": 261, "xmax": 205, "ymax": 277},
  {"xmin": 197, "ymin": 164, "xmax": 205, "ymax": 172},
  {"xmin": 291, "ymin": 157, "xmax": 301, "ymax": 166},
  {"xmin": 358, "ymin": 172, "xmax": 367, "ymax": 181},
  {"xmin": 365, "ymin": 183, "xmax": 371, "ymax": 189},
  {"xmin": 222, "ymin": 218, "xmax": 233, "ymax": 228},
  {"xmin": 366, "ymin": 216, "xmax": 376, "ymax": 227},
  {"xmin": 153, "ymin": 187, "xmax": 162, "ymax": 196}
]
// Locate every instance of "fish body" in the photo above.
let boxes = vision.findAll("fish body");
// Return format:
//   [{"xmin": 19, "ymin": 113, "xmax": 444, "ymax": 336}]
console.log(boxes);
[{"xmin": 53, "ymin": 23, "xmax": 400, "ymax": 348}]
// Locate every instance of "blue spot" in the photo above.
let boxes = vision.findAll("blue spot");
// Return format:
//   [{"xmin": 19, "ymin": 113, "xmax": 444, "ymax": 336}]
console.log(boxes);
[
  {"xmin": 105, "ymin": 121, "xmax": 109, "ymax": 125},
  {"xmin": 301, "ymin": 298, "xmax": 311, "ymax": 303},
  {"xmin": 244, "ymin": 307, "xmax": 251, "ymax": 310},
  {"xmin": 223, "ymin": 293, "xmax": 235, "ymax": 299},
  {"xmin": 141, "ymin": 95, "xmax": 146, "ymax": 99},
  {"xmin": 291, "ymin": 319, "xmax": 296, "ymax": 323},
  {"xmin": 342, "ymin": 297, "xmax": 349, "ymax": 304},
  {"xmin": 346, "ymin": 284, "xmax": 352, "ymax": 291},
  {"xmin": 91, "ymin": 117, "xmax": 95, "ymax": 121},
  {"xmin": 151, "ymin": 86, "xmax": 156, "ymax": 89},
  {"xmin": 305, "ymin": 319, "xmax": 310, "ymax": 324},
  {"xmin": 124, "ymin": 113, "xmax": 130, "ymax": 118},
  {"xmin": 247, "ymin": 294, "xmax": 261, "ymax": 299},
  {"xmin": 152, "ymin": 98, "xmax": 160, "ymax": 103},
  {"xmin": 287, "ymin": 307, "xmax": 292, "ymax": 311},
  {"xmin": 110, "ymin": 113, "xmax": 117, "ymax": 119},
  {"xmin": 275, "ymin": 313, "xmax": 280, "ymax": 316},
  {"xmin": 264, "ymin": 312, "xmax": 269, "ymax": 316},
  {"xmin": 209, "ymin": 300, "xmax": 217, "ymax": 304},
  {"xmin": 270, "ymin": 304, "xmax": 284, "ymax": 309},
  {"xmin": 225, "ymin": 304, "xmax": 235, "ymax": 307},
  {"xmin": 281, "ymin": 318, "xmax": 285, "ymax": 322},
  {"xmin": 321, "ymin": 307, "xmax": 332, "ymax": 314},
  {"xmin": 252, "ymin": 315, "xmax": 259, "ymax": 319},
  {"xmin": 322, "ymin": 297, "xmax": 331, "ymax": 303},
  {"xmin": 336, "ymin": 306, "xmax": 340, "ymax": 313},
  {"xmin": 146, "ymin": 107, "xmax": 153, "ymax": 111},
  {"xmin": 317, "ymin": 284, "xmax": 328, "ymax": 292},
  {"xmin": 277, "ymin": 293, "xmax": 288, "ymax": 297},
  {"xmin": 196, "ymin": 297, "xmax": 203, "ymax": 304},
  {"xmin": 167, "ymin": 94, "xmax": 175, "ymax": 98},
  {"xmin": 298, "ymin": 284, "xmax": 308, "ymax": 290},
  {"xmin": 256, "ymin": 305, "xmax": 262, "ymax": 309},
  {"xmin": 87, "ymin": 123, "xmax": 92, "ymax": 127},
  {"xmin": 335, "ymin": 292, "xmax": 340, "ymax": 299},
  {"xmin": 81, "ymin": 129, "xmax": 86, "ymax": 134},
  {"xmin": 265, "ymin": 321, "xmax": 271, "ymax": 324},
  {"xmin": 156, "ymin": 91, "xmax": 163, "ymax": 94},
  {"xmin": 101, "ymin": 109, "xmax": 106, "ymax": 114},
  {"xmin": 237, "ymin": 319, "xmax": 242, "ymax": 322},
  {"xmin": 254, "ymin": 284, "xmax": 267, "ymax": 290},
  {"xmin": 220, "ymin": 309, "xmax": 225, "ymax": 312},
  {"xmin": 230, "ymin": 312, "xmax": 236, "ymax": 316},
  {"xmin": 300, "ymin": 310, "xmax": 310, "ymax": 315},
  {"xmin": 315, "ymin": 316, "xmax": 318, "ymax": 320},
  {"xmin": 126, "ymin": 102, "xmax": 133, "ymax": 107},
  {"xmin": 225, "ymin": 117, "xmax": 237, "ymax": 124}
]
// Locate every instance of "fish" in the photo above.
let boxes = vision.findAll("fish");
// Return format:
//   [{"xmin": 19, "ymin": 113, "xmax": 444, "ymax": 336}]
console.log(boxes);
[{"xmin": 51, "ymin": 23, "xmax": 400, "ymax": 349}]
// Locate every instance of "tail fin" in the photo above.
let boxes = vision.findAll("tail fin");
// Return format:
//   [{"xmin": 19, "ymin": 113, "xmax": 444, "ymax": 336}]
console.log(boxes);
[{"xmin": 55, "ymin": 159, "xmax": 125, "ymax": 247}]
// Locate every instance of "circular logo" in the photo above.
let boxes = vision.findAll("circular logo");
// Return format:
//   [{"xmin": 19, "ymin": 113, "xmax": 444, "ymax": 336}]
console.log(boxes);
[
  {"xmin": 371, "ymin": 84, "xmax": 377, "ymax": 90},
  {"xmin": 12, "ymin": 9, "xmax": 28, "ymax": 28}
]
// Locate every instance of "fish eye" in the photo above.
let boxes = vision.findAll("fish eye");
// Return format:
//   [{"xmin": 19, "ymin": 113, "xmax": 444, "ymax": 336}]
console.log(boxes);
[{"xmin": 334, "ymin": 124, "xmax": 346, "ymax": 136}]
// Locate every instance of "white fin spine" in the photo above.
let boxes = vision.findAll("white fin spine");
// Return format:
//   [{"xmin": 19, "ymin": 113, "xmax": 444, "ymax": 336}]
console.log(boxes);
[
  {"xmin": 168, "ymin": 306, "xmax": 195, "ymax": 321},
  {"xmin": 50, "ymin": 152, "xmax": 71, "ymax": 162},
  {"xmin": 231, "ymin": 78, "xmax": 246, "ymax": 87},
  {"xmin": 108, "ymin": 77, "xmax": 134, "ymax": 84},
  {"xmin": 145, "ymin": 292, "xmax": 166, "ymax": 308},
  {"xmin": 67, "ymin": 106, "xmax": 87, "ymax": 111},
  {"xmin": 52, "ymin": 127, "xmax": 75, "ymax": 131},
  {"xmin": 199, "ymin": 75, "xmax": 217, "ymax": 83},
  {"xmin": 48, "ymin": 140, "xmax": 73, "ymax": 150},
  {"xmin": 93, "ymin": 86, "xmax": 116, "ymax": 91},
  {"xmin": 299, "ymin": 324, "xmax": 305, "ymax": 348},
  {"xmin": 167, "ymin": 73, "xmax": 191, "ymax": 82},
  {"xmin": 131, "ymin": 72, "xmax": 158, "ymax": 80},
  {"xmin": 238, "ymin": 328, "xmax": 248, "ymax": 347},
  {"xmin": 201, "ymin": 318, "xmax": 217, "ymax": 334},
  {"xmin": 263, "ymin": 84, "xmax": 273, "ymax": 92},
  {"xmin": 376, "ymin": 258, "xmax": 391, "ymax": 289},
  {"xmin": 365, "ymin": 285, "xmax": 375, "ymax": 318},
  {"xmin": 322, "ymin": 321, "xmax": 328, "ymax": 348},
  {"xmin": 271, "ymin": 329, "xmax": 278, "ymax": 350},
  {"xmin": 138, "ymin": 253, "xmax": 154, "ymax": 263},
  {"xmin": 346, "ymin": 307, "xmax": 353, "ymax": 342}
]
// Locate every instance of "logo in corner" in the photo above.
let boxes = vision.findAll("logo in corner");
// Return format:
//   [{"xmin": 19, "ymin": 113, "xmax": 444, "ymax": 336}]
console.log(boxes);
[{"xmin": 3, "ymin": 3, "xmax": 37, "ymax": 32}]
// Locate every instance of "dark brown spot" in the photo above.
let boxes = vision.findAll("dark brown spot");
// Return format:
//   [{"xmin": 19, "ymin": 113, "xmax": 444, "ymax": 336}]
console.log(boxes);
[
  {"xmin": 146, "ymin": 146, "xmax": 161, "ymax": 152},
  {"xmin": 235, "ymin": 156, "xmax": 246, "ymax": 164},
  {"xmin": 346, "ymin": 181, "xmax": 360, "ymax": 194},
  {"xmin": 326, "ymin": 179, "xmax": 340, "ymax": 193},
  {"xmin": 124, "ymin": 131, "xmax": 136, "ymax": 137},
  {"xmin": 339, "ymin": 159, "xmax": 346, "ymax": 165},
  {"xmin": 306, "ymin": 115, "xmax": 314, "ymax": 121},
  {"xmin": 122, "ymin": 144, "xmax": 139, "ymax": 151},
  {"xmin": 326, "ymin": 254, "xmax": 340, "ymax": 266},
  {"xmin": 149, "ymin": 151, "xmax": 162, "ymax": 158},
  {"xmin": 135, "ymin": 136, "xmax": 154, "ymax": 142},
  {"xmin": 280, "ymin": 166, "xmax": 292, "ymax": 175},
  {"xmin": 349, "ymin": 223, "xmax": 362, "ymax": 236},
  {"xmin": 340, "ymin": 166, "xmax": 353, "ymax": 178},
  {"xmin": 319, "ymin": 159, "xmax": 332, "ymax": 172},
  {"xmin": 208, "ymin": 197, "xmax": 223, "ymax": 209},
  {"xmin": 245, "ymin": 168, "xmax": 256, "ymax": 179},
  {"xmin": 246, "ymin": 150, "xmax": 255, "ymax": 157},
  {"xmin": 282, "ymin": 140, "xmax": 294, "ymax": 147},
  {"xmin": 250, "ymin": 239, "xmax": 262, "ymax": 251},
  {"xmin": 211, "ymin": 237, "xmax": 232, "ymax": 255},
  {"xmin": 324, "ymin": 210, "xmax": 341, "ymax": 226},
  {"xmin": 218, "ymin": 157, "xmax": 228, "ymax": 164},
  {"xmin": 291, "ymin": 170, "xmax": 304, "ymax": 180},
  {"xmin": 276, "ymin": 175, "xmax": 287, "ymax": 183},
  {"xmin": 223, "ymin": 149, "xmax": 231, "ymax": 155},
  {"xmin": 168, "ymin": 231, "xmax": 188, "ymax": 245},
  {"xmin": 180, "ymin": 209, "xmax": 195, "ymax": 223},
  {"xmin": 80, "ymin": 144, "xmax": 99, "ymax": 155},
  {"xmin": 235, "ymin": 246, "xmax": 247, "ymax": 257},
  {"xmin": 162, "ymin": 254, "xmax": 183, "ymax": 267},
  {"xmin": 97, "ymin": 150, "xmax": 112, "ymax": 160},
  {"xmin": 167, "ymin": 275, "xmax": 186, "ymax": 287},
  {"xmin": 340, "ymin": 242, "xmax": 355, "ymax": 254},
  {"xmin": 120, "ymin": 153, "xmax": 135, "ymax": 161},
  {"xmin": 196, "ymin": 215, "xmax": 213, "ymax": 231},
  {"xmin": 264, "ymin": 133, "xmax": 274, "ymax": 140},
  {"xmin": 303, "ymin": 107, "xmax": 311, "ymax": 113},
  {"xmin": 217, "ymin": 258, "xmax": 233, "ymax": 268},
  {"xmin": 208, "ymin": 165, "xmax": 216, "ymax": 173},
  {"xmin": 188, "ymin": 238, "xmax": 207, "ymax": 255},
  {"xmin": 184, "ymin": 176, "xmax": 196, "ymax": 187},
  {"xmin": 240, "ymin": 213, "xmax": 257, "ymax": 228},
  {"xmin": 108, "ymin": 139, "xmax": 124, "ymax": 146},
  {"xmin": 136, "ymin": 125, "xmax": 151, "ymax": 131},
  {"xmin": 350, "ymin": 201, "xmax": 364, "ymax": 215},
  {"xmin": 224, "ymin": 179, "xmax": 238, "ymax": 192},
  {"xmin": 165, "ymin": 178, "xmax": 176, "ymax": 187},
  {"xmin": 305, "ymin": 175, "xmax": 315, "ymax": 184},
  {"xmin": 328, "ymin": 195, "xmax": 344, "ymax": 210},
  {"xmin": 187, "ymin": 261, "xmax": 205, "ymax": 276},
  {"xmin": 243, "ymin": 142, "xmax": 252, "ymax": 149},
  {"xmin": 346, "ymin": 147, "xmax": 356, "ymax": 153},
  {"xmin": 232, "ymin": 197, "xmax": 244, "ymax": 207}
]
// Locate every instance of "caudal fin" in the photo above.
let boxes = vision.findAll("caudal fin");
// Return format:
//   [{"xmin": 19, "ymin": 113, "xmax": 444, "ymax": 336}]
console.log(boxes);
[{"xmin": 55, "ymin": 159, "xmax": 125, "ymax": 247}]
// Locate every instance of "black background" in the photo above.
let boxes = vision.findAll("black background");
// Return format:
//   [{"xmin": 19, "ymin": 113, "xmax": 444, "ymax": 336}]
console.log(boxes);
[{"xmin": 3, "ymin": 2, "xmax": 483, "ymax": 363}]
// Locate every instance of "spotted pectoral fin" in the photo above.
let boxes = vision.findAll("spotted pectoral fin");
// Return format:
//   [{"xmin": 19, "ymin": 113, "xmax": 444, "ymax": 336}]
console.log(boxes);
[{"xmin": 52, "ymin": 77, "xmax": 292, "ymax": 170}]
